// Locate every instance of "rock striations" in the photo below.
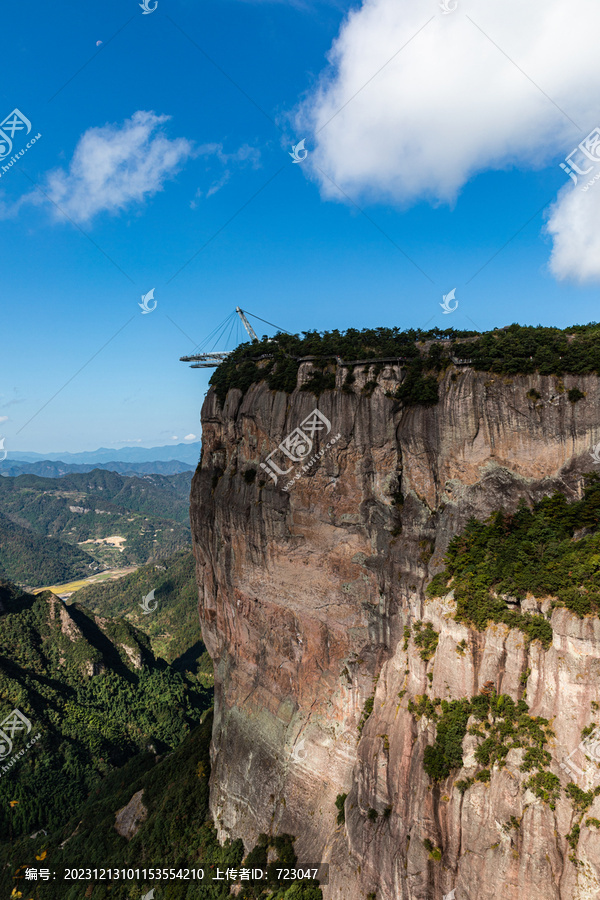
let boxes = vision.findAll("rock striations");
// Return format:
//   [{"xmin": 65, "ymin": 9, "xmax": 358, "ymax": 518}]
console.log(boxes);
[{"xmin": 190, "ymin": 362, "xmax": 600, "ymax": 900}]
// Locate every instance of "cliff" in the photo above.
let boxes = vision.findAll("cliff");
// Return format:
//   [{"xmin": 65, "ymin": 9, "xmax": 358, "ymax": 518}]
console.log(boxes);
[{"xmin": 190, "ymin": 360, "xmax": 600, "ymax": 900}]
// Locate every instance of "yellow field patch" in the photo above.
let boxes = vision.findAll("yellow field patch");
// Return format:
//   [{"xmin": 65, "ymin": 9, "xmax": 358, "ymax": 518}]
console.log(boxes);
[
  {"xmin": 33, "ymin": 566, "xmax": 137, "ymax": 597},
  {"xmin": 78, "ymin": 535, "xmax": 126, "ymax": 548}
]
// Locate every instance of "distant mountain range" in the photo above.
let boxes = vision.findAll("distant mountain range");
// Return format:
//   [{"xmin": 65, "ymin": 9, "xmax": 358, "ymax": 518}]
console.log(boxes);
[
  {"xmin": 0, "ymin": 459, "xmax": 194, "ymax": 477},
  {"xmin": 4, "ymin": 441, "xmax": 202, "ymax": 465},
  {"xmin": 0, "ymin": 469, "xmax": 192, "ymax": 585}
]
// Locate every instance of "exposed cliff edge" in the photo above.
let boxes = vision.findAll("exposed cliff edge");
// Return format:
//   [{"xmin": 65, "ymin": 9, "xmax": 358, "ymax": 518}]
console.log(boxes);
[{"xmin": 190, "ymin": 361, "xmax": 600, "ymax": 900}]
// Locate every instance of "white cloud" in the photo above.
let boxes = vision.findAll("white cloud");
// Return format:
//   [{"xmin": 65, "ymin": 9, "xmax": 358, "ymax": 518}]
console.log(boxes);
[
  {"xmin": 183, "ymin": 433, "xmax": 197, "ymax": 442},
  {"xmin": 199, "ymin": 143, "xmax": 260, "ymax": 168},
  {"xmin": 190, "ymin": 142, "xmax": 260, "ymax": 206},
  {"xmin": 299, "ymin": 0, "xmax": 600, "ymax": 204},
  {"xmin": 34, "ymin": 111, "xmax": 193, "ymax": 224},
  {"xmin": 298, "ymin": 0, "xmax": 600, "ymax": 237},
  {"xmin": 0, "ymin": 389, "xmax": 25, "ymax": 409},
  {"xmin": 171, "ymin": 435, "xmax": 179, "ymax": 441},
  {"xmin": 0, "ymin": 416, "xmax": 8, "ymax": 424},
  {"xmin": 547, "ymin": 180, "xmax": 600, "ymax": 282}
]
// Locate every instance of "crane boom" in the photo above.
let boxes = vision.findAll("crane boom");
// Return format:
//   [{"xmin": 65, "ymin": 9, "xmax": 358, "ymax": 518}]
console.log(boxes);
[{"xmin": 236, "ymin": 306, "xmax": 259, "ymax": 343}]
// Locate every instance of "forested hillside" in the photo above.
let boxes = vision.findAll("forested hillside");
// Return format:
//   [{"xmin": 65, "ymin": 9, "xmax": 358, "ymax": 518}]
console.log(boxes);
[
  {"xmin": 0, "ymin": 510, "xmax": 93, "ymax": 585},
  {"xmin": 0, "ymin": 580, "xmax": 211, "ymax": 843},
  {"xmin": 0, "ymin": 470, "xmax": 192, "ymax": 584},
  {"xmin": 0, "ymin": 714, "xmax": 322, "ymax": 900},
  {"xmin": 0, "ymin": 469, "xmax": 192, "ymax": 525},
  {"xmin": 75, "ymin": 550, "xmax": 211, "ymax": 677},
  {"xmin": 0, "ymin": 580, "xmax": 320, "ymax": 900}
]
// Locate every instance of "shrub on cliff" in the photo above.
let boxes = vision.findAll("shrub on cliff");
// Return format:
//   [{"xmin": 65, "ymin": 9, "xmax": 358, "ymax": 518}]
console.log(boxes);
[
  {"xmin": 358, "ymin": 696, "xmax": 375, "ymax": 734},
  {"xmin": 301, "ymin": 369, "xmax": 336, "ymax": 395},
  {"xmin": 209, "ymin": 325, "xmax": 475, "ymax": 406},
  {"xmin": 568, "ymin": 387, "xmax": 586, "ymax": 402},
  {"xmin": 210, "ymin": 322, "xmax": 600, "ymax": 407},
  {"xmin": 525, "ymin": 771, "xmax": 561, "ymax": 807},
  {"xmin": 412, "ymin": 621, "xmax": 439, "ymax": 660},
  {"xmin": 423, "ymin": 699, "xmax": 471, "ymax": 780},
  {"xmin": 452, "ymin": 322, "xmax": 600, "ymax": 377},
  {"xmin": 415, "ymin": 690, "xmax": 556, "ymax": 796},
  {"xmin": 394, "ymin": 364, "xmax": 439, "ymax": 407},
  {"xmin": 335, "ymin": 792, "xmax": 348, "ymax": 824},
  {"xmin": 426, "ymin": 474, "xmax": 600, "ymax": 641}
]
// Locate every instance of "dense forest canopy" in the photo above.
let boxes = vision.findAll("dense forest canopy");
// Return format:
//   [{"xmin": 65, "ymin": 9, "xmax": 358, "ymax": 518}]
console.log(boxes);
[
  {"xmin": 427, "ymin": 473, "xmax": 600, "ymax": 634},
  {"xmin": 0, "ymin": 713, "xmax": 323, "ymax": 900},
  {"xmin": 210, "ymin": 322, "xmax": 600, "ymax": 406},
  {"xmin": 0, "ymin": 579, "xmax": 212, "ymax": 843}
]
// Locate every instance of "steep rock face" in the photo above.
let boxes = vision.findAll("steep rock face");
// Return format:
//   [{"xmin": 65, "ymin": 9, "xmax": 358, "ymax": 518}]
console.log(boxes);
[{"xmin": 190, "ymin": 365, "xmax": 600, "ymax": 900}]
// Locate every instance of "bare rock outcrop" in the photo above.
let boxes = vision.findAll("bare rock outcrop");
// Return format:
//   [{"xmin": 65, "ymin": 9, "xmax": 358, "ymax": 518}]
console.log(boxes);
[
  {"xmin": 114, "ymin": 789, "xmax": 147, "ymax": 840},
  {"xmin": 190, "ymin": 366, "xmax": 600, "ymax": 900}
]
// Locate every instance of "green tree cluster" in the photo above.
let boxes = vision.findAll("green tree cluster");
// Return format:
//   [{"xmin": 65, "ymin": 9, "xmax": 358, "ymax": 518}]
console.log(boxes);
[
  {"xmin": 453, "ymin": 322, "xmax": 600, "ymax": 376},
  {"xmin": 358, "ymin": 696, "xmax": 375, "ymax": 734},
  {"xmin": 411, "ymin": 622, "xmax": 439, "ymax": 661},
  {"xmin": 409, "ymin": 690, "xmax": 557, "ymax": 805},
  {"xmin": 210, "ymin": 322, "xmax": 600, "ymax": 408},
  {"xmin": 427, "ymin": 474, "xmax": 600, "ymax": 639}
]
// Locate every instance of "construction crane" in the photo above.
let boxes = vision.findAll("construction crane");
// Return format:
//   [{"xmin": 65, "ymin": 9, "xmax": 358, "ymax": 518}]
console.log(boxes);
[
  {"xmin": 180, "ymin": 306, "xmax": 287, "ymax": 369},
  {"xmin": 235, "ymin": 306, "xmax": 259, "ymax": 343}
]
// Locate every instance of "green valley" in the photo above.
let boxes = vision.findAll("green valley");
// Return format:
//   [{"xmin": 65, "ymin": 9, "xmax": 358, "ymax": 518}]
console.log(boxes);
[
  {"xmin": 0, "ymin": 471, "xmax": 192, "ymax": 587},
  {"xmin": 74, "ymin": 550, "xmax": 212, "ymax": 680},
  {"xmin": 0, "ymin": 579, "xmax": 212, "ymax": 844},
  {"xmin": 0, "ymin": 577, "xmax": 322, "ymax": 900},
  {"xmin": 0, "ymin": 511, "xmax": 95, "ymax": 587}
]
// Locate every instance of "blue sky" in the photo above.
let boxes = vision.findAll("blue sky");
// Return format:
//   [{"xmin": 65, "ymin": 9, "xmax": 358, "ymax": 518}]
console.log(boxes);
[{"xmin": 1, "ymin": 0, "xmax": 599, "ymax": 453}]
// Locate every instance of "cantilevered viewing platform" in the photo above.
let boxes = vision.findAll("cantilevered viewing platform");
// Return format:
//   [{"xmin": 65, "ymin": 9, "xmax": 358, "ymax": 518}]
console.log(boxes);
[{"xmin": 180, "ymin": 307, "xmax": 287, "ymax": 369}]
